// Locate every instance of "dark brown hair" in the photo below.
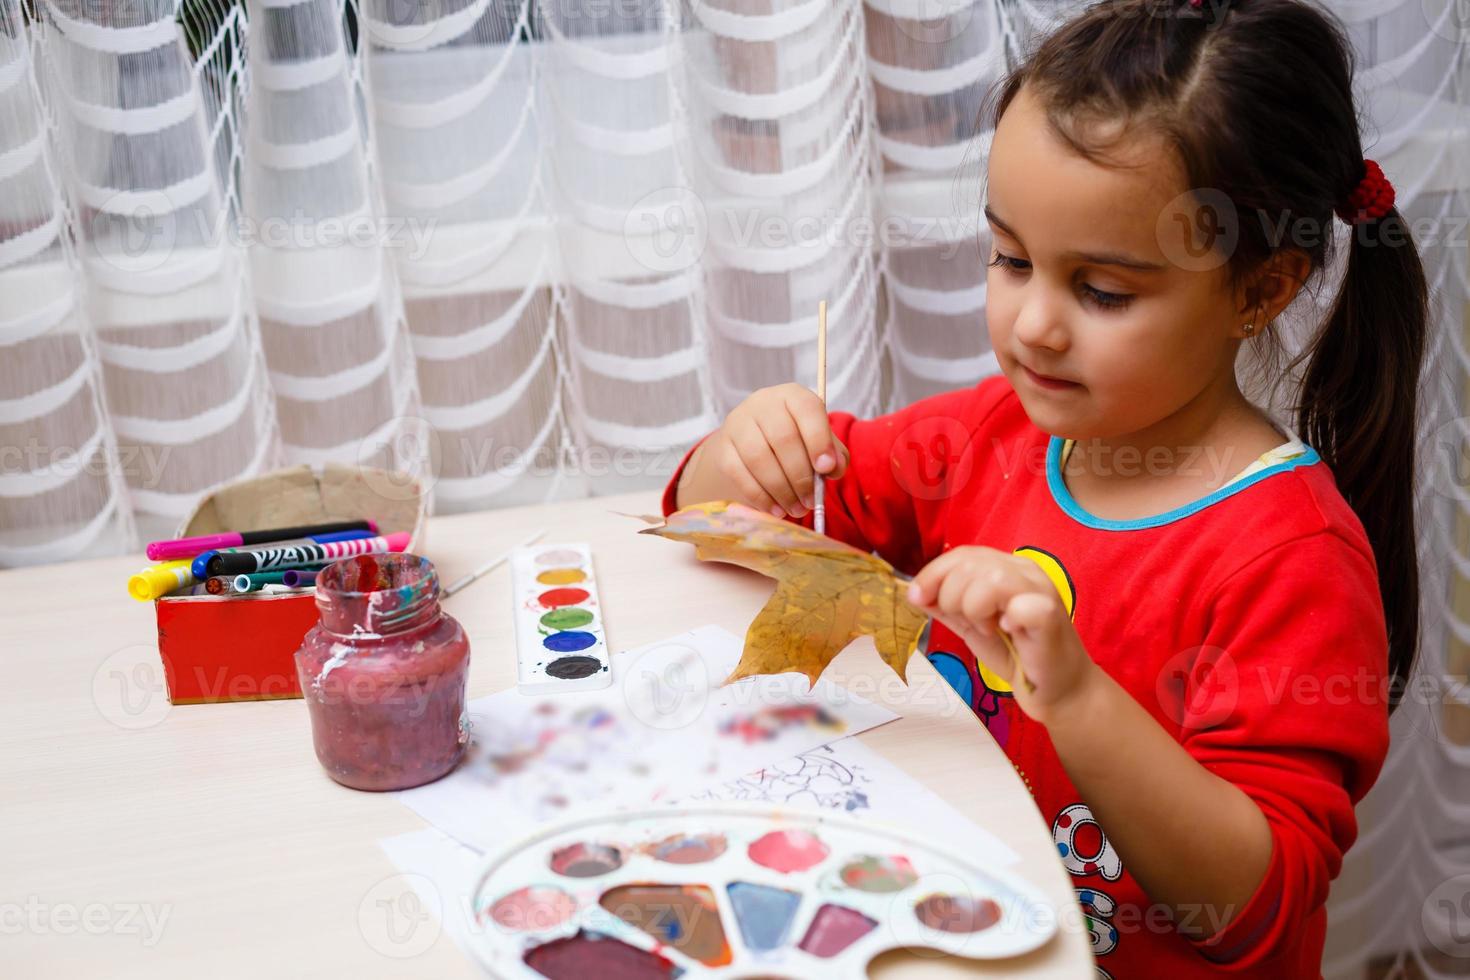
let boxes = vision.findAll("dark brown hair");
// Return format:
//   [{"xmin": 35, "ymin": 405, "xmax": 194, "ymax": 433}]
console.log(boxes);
[{"xmin": 985, "ymin": 0, "xmax": 1428, "ymax": 701}]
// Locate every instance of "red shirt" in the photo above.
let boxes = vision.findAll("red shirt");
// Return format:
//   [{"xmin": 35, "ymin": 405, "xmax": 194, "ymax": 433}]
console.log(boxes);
[{"xmin": 662, "ymin": 375, "xmax": 1390, "ymax": 978}]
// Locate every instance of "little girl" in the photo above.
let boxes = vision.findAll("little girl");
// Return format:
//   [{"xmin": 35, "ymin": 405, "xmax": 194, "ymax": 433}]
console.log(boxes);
[{"xmin": 664, "ymin": 0, "xmax": 1428, "ymax": 976}]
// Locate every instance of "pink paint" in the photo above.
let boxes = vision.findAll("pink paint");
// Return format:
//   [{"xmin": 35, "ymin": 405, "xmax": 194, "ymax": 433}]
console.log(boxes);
[
  {"xmin": 488, "ymin": 886, "xmax": 577, "ymax": 932},
  {"xmin": 747, "ymin": 829, "xmax": 829, "ymax": 873},
  {"xmin": 798, "ymin": 903, "xmax": 877, "ymax": 957}
]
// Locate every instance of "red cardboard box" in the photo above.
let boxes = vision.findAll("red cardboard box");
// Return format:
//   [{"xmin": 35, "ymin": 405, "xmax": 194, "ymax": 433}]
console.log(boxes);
[{"xmin": 154, "ymin": 464, "xmax": 427, "ymax": 705}]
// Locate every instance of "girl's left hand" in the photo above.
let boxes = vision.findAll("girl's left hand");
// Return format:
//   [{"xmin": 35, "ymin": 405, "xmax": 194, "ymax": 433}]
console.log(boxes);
[{"xmin": 906, "ymin": 546, "xmax": 1099, "ymax": 725}]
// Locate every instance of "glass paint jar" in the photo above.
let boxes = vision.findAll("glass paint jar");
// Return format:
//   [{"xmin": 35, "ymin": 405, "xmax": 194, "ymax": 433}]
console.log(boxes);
[{"xmin": 294, "ymin": 553, "xmax": 470, "ymax": 791}]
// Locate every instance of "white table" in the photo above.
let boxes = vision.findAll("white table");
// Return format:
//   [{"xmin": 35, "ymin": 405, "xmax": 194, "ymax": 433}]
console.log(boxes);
[{"xmin": 0, "ymin": 490, "xmax": 1093, "ymax": 978}]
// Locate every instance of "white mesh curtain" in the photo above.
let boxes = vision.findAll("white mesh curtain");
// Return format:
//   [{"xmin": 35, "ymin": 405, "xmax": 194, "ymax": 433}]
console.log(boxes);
[{"xmin": 1, "ymin": 0, "xmax": 1468, "ymax": 974}]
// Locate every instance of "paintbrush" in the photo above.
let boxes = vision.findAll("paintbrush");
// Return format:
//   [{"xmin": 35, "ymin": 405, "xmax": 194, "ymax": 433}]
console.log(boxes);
[
  {"xmin": 443, "ymin": 529, "xmax": 548, "ymax": 599},
  {"xmin": 814, "ymin": 299, "xmax": 828, "ymax": 536}
]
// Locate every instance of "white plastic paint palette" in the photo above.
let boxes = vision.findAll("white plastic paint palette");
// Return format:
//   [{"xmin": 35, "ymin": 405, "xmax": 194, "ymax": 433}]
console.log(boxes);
[
  {"xmin": 468, "ymin": 803, "xmax": 1056, "ymax": 979},
  {"xmin": 512, "ymin": 543, "xmax": 611, "ymax": 695}
]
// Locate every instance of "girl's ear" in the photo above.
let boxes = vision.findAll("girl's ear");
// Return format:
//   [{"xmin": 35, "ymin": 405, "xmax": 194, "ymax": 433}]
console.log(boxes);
[{"xmin": 1235, "ymin": 249, "xmax": 1313, "ymax": 334}]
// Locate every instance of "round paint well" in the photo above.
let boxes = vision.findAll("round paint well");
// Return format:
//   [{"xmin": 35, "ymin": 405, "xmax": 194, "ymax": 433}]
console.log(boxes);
[
  {"xmin": 645, "ymin": 833, "xmax": 728, "ymax": 864},
  {"xmin": 535, "ymin": 549, "xmax": 584, "ymax": 567},
  {"xmin": 488, "ymin": 886, "xmax": 577, "ymax": 931},
  {"xmin": 538, "ymin": 587, "xmax": 590, "ymax": 609},
  {"xmin": 839, "ymin": 855, "xmax": 918, "ymax": 893},
  {"xmin": 913, "ymin": 894, "xmax": 1002, "ymax": 933},
  {"xmin": 550, "ymin": 842, "xmax": 624, "ymax": 877},
  {"xmin": 540, "ymin": 607, "xmax": 594, "ymax": 631},
  {"xmin": 536, "ymin": 568, "xmax": 587, "ymax": 586},
  {"xmin": 748, "ymin": 829, "xmax": 829, "ymax": 873},
  {"xmin": 545, "ymin": 655, "xmax": 603, "ymax": 679},
  {"xmin": 542, "ymin": 631, "xmax": 597, "ymax": 654}
]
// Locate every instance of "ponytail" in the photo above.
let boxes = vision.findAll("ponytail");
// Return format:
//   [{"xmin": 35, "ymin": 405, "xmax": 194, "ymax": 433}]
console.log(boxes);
[{"xmin": 1294, "ymin": 208, "xmax": 1428, "ymax": 703}]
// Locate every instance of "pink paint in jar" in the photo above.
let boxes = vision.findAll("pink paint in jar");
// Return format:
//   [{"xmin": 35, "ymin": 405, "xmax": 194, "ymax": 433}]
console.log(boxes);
[{"xmin": 295, "ymin": 553, "xmax": 470, "ymax": 791}]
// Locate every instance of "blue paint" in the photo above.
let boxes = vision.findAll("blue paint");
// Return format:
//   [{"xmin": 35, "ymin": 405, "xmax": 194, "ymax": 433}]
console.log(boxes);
[
  {"xmin": 1057, "ymin": 843, "xmax": 1070, "ymax": 858},
  {"xmin": 542, "ymin": 631, "xmax": 597, "ymax": 653},
  {"xmin": 726, "ymin": 882, "xmax": 799, "ymax": 951}
]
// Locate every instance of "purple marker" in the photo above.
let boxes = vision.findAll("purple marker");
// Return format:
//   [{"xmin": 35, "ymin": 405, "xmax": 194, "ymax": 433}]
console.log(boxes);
[{"xmin": 282, "ymin": 569, "xmax": 319, "ymax": 587}]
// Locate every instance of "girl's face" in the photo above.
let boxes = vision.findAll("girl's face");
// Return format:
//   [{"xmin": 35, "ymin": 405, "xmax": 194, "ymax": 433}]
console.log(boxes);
[{"xmin": 983, "ymin": 84, "xmax": 1245, "ymax": 441}]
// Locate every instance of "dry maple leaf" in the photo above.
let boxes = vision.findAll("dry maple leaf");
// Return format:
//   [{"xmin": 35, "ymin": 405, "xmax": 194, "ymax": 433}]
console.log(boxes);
[{"xmin": 638, "ymin": 500, "xmax": 927, "ymax": 688}]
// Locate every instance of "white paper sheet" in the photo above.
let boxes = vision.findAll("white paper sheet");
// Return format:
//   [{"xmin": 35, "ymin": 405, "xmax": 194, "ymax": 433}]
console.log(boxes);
[{"xmin": 394, "ymin": 625, "xmax": 898, "ymax": 852}]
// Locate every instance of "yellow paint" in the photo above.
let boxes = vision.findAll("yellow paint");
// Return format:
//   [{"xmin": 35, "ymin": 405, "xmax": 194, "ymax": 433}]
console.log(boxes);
[{"xmin": 536, "ymin": 568, "xmax": 587, "ymax": 585}]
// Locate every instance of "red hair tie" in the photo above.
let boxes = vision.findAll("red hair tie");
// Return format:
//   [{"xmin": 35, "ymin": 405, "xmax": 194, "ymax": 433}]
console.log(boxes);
[{"xmin": 1336, "ymin": 158, "xmax": 1395, "ymax": 225}]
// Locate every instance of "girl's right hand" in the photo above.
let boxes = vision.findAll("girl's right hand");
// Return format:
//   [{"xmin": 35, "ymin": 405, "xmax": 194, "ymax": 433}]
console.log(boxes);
[{"xmin": 687, "ymin": 383, "xmax": 850, "ymax": 518}]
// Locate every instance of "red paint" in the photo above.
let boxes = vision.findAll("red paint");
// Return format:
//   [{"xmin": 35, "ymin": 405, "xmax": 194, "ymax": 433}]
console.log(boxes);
[
  {"xmin": 747, "ymin": 829, "xmax": 829, "ymax": 873},
  {"xmin": 538, "ymin": 587, "xmax": 590, "ymax": 608}
]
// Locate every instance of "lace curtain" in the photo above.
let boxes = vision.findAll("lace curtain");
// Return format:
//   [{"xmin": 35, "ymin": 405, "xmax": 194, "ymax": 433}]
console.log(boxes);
[{"xmin": 1, "ymin": 0, "xmax": 1468, "ymax": 975}]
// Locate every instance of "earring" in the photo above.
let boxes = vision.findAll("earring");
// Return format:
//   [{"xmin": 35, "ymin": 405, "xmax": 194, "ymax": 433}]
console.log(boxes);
[{"xmin": 1243, "ymin": 322, "xmax": 1256, "ymax": 336}]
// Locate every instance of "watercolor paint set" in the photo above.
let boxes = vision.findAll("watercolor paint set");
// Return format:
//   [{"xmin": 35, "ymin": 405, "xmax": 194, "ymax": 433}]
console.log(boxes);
[
  {"xmin": 511, "ymin": 542, "xmax": 611, "ymax": 695},
  {"xmin": 468, "ymin": 803, "xmax": 1056, "ymax": 978}
]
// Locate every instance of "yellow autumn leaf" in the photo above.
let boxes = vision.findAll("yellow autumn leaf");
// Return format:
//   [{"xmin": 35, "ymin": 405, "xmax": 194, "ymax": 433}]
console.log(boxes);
[{"xmin": 638, "ymin": 500, "xmax": 927, "ymax": 688}]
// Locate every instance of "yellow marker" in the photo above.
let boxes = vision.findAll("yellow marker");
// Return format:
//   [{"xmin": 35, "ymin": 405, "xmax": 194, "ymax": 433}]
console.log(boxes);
[{"xmin": 128, "ymin": 559, "xmax": 196, "ymax": 601}]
